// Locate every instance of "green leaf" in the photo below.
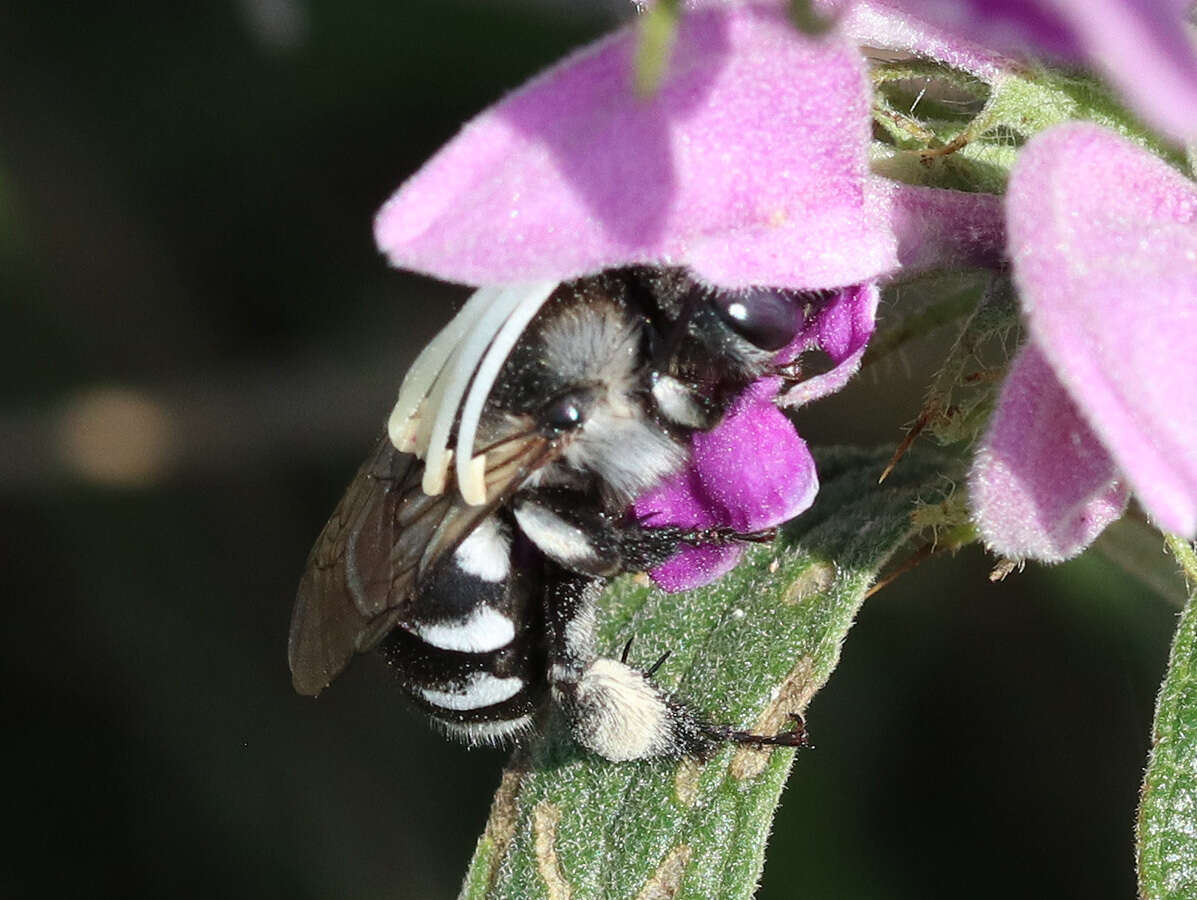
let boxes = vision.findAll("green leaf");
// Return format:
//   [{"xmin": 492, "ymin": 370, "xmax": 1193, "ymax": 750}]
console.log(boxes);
[
  {"xmin": 862, "ymin": 270, "xmax": 993, "ymax": 369},
  {"xmin": 980, "ymin": 68, "xmax": 1183, "ymax": 168},
  {"xmin": 869, "ymin": 57, "xmax": 1186, "ymax": 195},
  {"xmin": 918, "ymin": 277, "xmax": 1018, "ymax": 449},
  {"xmin": 460, "ymin": 445, "xmax": 956, "ymax": 900},
  {"xmin": 1137, "ymin": 537, "xmax": 1197, "ymax": 899}
]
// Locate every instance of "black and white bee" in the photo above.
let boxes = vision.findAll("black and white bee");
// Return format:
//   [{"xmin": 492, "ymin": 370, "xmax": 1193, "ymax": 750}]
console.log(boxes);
[{"xmin": 289, "ymin": 267, "xmax": 813, "ymax": 760}]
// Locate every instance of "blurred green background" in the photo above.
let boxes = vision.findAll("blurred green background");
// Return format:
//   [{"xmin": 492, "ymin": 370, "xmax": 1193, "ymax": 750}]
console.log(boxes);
[{"xmin": 1, "ymin": 2, "xmax": 1181, "ymax": 897}]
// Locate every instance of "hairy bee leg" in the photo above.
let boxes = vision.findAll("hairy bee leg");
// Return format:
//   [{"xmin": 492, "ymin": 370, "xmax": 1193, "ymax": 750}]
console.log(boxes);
[
  {"xmin": 685, "ymin": 526, "xmax": 778, "ymax": 547},
  {"xmin": 514, "ymin": 491, "xmax": 782, "ymax": 588},
  {"xmin": 543, "ymin": 571, "xmax": 711, "ymax": 760},
  {"xmin": 513, "ymin": 491, "xmax": 686, "ymax": 576},
  {"xmin": 543, "ymin": 572, "xmax": 813, "ymax": 761},
  {"xmin": 771, "ymin": 347, "xmax": 836, "ymax": 386},
  {"xmin": 703, "ymin": 713, "xmax": 812, "ymax": 751}
]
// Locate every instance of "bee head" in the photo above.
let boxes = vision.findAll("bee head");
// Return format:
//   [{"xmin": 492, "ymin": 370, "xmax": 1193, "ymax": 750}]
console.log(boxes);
[
  {"xmin": 709, "ymin": 287, "xmax": 804, "ymax": 352},
  {"xmin": 386, "ymin": 269, "xmax": 815, "ymax": 509},
  {"xmin": 508, "ymin": 295, "xmax": 685, "ymax": 503}
]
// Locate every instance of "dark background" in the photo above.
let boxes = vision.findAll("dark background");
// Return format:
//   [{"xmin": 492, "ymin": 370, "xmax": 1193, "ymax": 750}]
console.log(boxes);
[{"xmin": 1, "ymin": 2, "xmax": 1181, "ymax": 897}]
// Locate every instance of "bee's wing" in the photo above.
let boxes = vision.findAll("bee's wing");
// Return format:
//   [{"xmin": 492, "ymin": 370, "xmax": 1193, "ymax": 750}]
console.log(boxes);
[{"xmin": 288, "ymin": 430, "xmax": 552, "ymax": 697}]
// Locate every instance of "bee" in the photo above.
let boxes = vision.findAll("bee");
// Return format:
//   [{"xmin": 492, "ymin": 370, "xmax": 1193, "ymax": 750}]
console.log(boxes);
[{"xmin": 289, "ymin": 267, "xmax": 812, "ymax": 760}]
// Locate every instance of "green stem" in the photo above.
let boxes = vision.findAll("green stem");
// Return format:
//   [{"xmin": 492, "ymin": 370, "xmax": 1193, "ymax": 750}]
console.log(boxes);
[
  {"xmin": 634, "ymin": 0, "xmax": 678, "ymax": 99},
  {"xmin": 1166, "ymin": 535, "xmax": 1197, "ymax": 588},
  {"xmin": 1137, "ymin": 543, "xmax": 1197, "ymax": 899}
]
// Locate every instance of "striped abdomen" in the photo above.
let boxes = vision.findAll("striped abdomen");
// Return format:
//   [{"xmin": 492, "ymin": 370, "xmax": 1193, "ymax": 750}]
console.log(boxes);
[{"xmin": 379, "ymin": 516, "xmax": 546, "ymax": 745}]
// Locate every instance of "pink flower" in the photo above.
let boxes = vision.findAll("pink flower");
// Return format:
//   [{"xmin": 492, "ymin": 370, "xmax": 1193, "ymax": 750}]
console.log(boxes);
[
  {"xmin": 969, "ymin": 123, "xmax": 1197, "ymax": 561},
  {"xmin": 632, "ymin": 283, "xmax": 879, "ymax": 590},
  {"xmin": 376, "ymin": 5, "xmax": 890, "ymax": 290},
  {"xmin": 375, "ymin": 3, "xmax": 1004, "ymax": 588}
]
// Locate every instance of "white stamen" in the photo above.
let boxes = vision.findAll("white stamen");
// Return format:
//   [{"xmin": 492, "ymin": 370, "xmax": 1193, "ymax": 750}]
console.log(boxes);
[
  {"xmin": 459, "ymin": 453, "xmax": 489, "ymax": 507},
  {"xmin": 420, "ymin": 287, "xmax": 532, "ymax": 494},
  {"xmin": 388, "ymin": 285, "xmax": 503, "ymax": 451},
  {"xmin": 454, "ymin": 281, "xmax": 556, "ymax": 505},
  {"xmin": 391, "ymin": 409, "xmax": 423, "ymax": 454},
  {"xmin": 421, "ymin": 448, "xmax": 453, "ymax": 496},
  {"xmin": 408, "ymin": 346, "xmax": 461, "ymax": 469}
]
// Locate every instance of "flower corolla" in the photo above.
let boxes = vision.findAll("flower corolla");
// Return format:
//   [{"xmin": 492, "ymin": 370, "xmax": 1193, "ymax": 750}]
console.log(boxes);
[
  {"xmin": 969, "ymin": 123, "xmax": 1197, "ymax": 561},
  {"xmin": 374, "ymin": 3, "xmax": 1003, "ymax": 589}
]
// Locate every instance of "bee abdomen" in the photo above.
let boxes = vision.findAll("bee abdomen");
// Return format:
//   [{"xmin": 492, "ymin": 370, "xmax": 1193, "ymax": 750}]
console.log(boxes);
[
  {"xmin": 380, "ymin": 610, "xmax": 545, "ymax": 746},
  {"xmin": 406, "ymin": 604, "xmax": 516, "ymax": 654}
]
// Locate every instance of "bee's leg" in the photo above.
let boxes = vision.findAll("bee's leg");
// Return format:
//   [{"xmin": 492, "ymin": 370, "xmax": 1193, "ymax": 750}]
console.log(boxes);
[
  {"xmin": 543, "ymin": 569, "xmax": 812, "ymax": 761},
  {"xmin": 542, "ymin": 570, "xmax": 711, "ymax": 760},
  {"xmin": 706, "ymin": 714, "xmax": 812, "ymax": 750},
  {"xmin": 684, "ymin": 525, "xmax": 778, "ymax": 547},
  {"xmin": 513, "ymin": 491, "xmax": 684, "ymax": 577},
  {"xmin": 515, "ymin": 490, "xmax": 776, "ymax": 583},
  {"xmin": 542, "ymin": 570, "xmax": 808, "ymax": 760},
  {"xmin": 771, "ymin": 347, "xmax": 836, "ymax": 387}
]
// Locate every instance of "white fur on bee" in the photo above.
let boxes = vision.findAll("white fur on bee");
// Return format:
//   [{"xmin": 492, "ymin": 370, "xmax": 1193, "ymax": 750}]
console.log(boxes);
[
  {"xmin": 651, "ymin": 375, "xmax": 709, "ymax": 429},
  {"xmin": 565, "ymin": 402, "xmax": 684, "ymax": 502},
  {"xmin": 513, "ymin": 503, "xmax": 597, "ymax": 572},
  {"xmin": 539, "ymin": 303, "xmax": 685, "ymax": 500},
  {"xmin": 560, "ymin": 658, "xmax": 673, "ymax": 762},
  {"xmin": 436, "ymin": 713, "xmax": 537, "ymax": 747},
  {"xmin": 453, "ymin": 517, "xmax": 511, "ymax": 583},
  {"xmin": 410, "ymin": 606, "xmax": 515, "ymax": 654},
  {"xmin": 420, "ymin": 672, "xmax": 525, "ymax": 711},
  {"xmin": 563, "ymin": 599, "xmax": 597, "ymax": 661}
]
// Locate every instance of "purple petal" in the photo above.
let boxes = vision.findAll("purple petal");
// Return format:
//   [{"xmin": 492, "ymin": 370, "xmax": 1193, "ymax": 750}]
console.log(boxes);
[
  {"xmin": 634, "ymin": 378, "xmax": 819, "ymax": 591},
  {"xmin": 1064, "ymin": 0, "xmax": 1197, "ymax": 143},
  {"xmin": 649, "ymin": 545, "xmax": 746, "ymax": 594},
  {"xmin": 374, "ymin": 5, "xmax": 897, "ymax": 289},
  {"xmin": 969, "ymin": 343, "xmax": 1130, "ymax": 562},
  {"xmin": 776, "ymin": 282, "xmax": 879, "ymax": 407},
  {"xmin": 1007, "ymin": 123, "xmax": 1197, "ymax": 536},
  {"xmin": 840, "ymin": 0, "xmax": 1079, "ymax": 58},
  {"xmin": 825, "ymin": 0, "xmax": 1018, "ymax": 81},
  {"xmin": 833, "ymin": 0, "xmax": 1197, "ymax": 142},
  {"xmin": 869, "ymin": 179, "xmax": 1007, "ymax": 275}
]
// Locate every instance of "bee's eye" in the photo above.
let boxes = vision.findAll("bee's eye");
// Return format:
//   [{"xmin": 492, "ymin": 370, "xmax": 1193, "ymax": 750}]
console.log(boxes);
[
  {"xmin": 711, "ymin": 290, "xmax": 800, "ymax": 352},
  {"xmin": 541, "ymin": 392, "xmax": 588, "ymax": 434}
]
